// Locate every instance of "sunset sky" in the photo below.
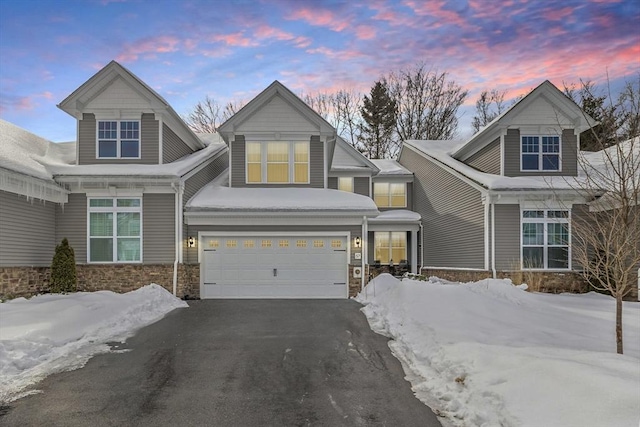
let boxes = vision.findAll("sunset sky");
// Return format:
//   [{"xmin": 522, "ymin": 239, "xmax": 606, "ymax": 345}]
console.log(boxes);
[{"xmin": 0, "ymin": 0, "xmax": 638, "ymax": 142}]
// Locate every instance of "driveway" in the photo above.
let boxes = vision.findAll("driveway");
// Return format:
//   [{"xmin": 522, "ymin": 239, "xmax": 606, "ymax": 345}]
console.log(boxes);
[{"xmin": 0, "ymin": 300, "xmax": 442, "ymax": 426}]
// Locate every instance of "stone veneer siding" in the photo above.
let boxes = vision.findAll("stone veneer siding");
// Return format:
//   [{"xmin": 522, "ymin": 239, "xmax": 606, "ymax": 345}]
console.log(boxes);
[
  {"xmin": 348, "ymin": 264, "xmax": 369, "ymax": 298},
  {"xmin": 0, "ymin": 264, "xmax": 200, "ymax": 300}
]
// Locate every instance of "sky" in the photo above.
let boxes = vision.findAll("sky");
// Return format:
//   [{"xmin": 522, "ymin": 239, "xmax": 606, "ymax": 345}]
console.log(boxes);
[{"xmin": 0, "ymin": 0, "xmax": 638, "ymax": 142}]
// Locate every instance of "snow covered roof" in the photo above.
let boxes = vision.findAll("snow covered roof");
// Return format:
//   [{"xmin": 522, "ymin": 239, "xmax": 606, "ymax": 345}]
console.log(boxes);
[
  {"xmin": 187, "ymin": 180, "xmax": 379, "ymax": 215},
  {"xmin": 368, "ymin": 209, "xmax": 421, "ymax": 222},
  {"xmin": 196, "ymin": 132, "xmax": 224, "ymax": 146},
  {"xmin": 51, "ymin": 143, "xmax": 227, "ymax": 178},
  {"xmin": 370, "ymin": 159, "xmax": 413, "ymax": 177},
  {"xmin": 0, "ymin": 119, "xmax": 74, "ymax": 181},
  {"xmin": 331, "ymin": 137, "xmax": 378, "ymax": 173}
]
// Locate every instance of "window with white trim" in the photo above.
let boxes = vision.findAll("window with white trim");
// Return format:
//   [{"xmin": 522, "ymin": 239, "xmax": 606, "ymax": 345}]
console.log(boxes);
[
  {"xmin": 521, "ymin": 135, "xmax": 560, "ymax": 171},
  {"xmin": 245, "ymin": 141, "xmax": 309, "ymax": 184},
  {"xmin": 97, "ymin": 120, "xmax": 140, "ymax": 158},
  {"xmin": 521, "ymin": 210, "xmax": 570, "ymax": 269},
  {"xmin": 338, "ymin": 177, "xmax": 353, "ymax": 192},
  {"xmin": 374, "ymin": 182, "xmax": 406, "ymax": 207},
  {"xmin": 374, "ymin": 231, "xmax": 406, "ymax": 264},
  {"xmin": 88, "ymin": 198, "xmax": 141, "ymax": 263}
]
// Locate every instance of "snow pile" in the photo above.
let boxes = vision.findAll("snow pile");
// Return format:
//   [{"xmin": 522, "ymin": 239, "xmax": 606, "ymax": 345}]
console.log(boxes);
[
  {"xmin": 0, "ymin": 284, "xmax": 187, "ymax": 403},
  {"xmin": 356, "ymin": 274, "xmax": 640, "ymax": 427}
]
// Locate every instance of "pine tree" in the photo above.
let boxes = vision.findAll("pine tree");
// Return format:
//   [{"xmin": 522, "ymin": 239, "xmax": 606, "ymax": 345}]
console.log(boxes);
[
  {"xmin": 50, "ymin": 238, "xmax": 77, "ymax": 293},
  {"xmin": 360, "ymin": 81, "xmax": 397, "ymax": 159}
]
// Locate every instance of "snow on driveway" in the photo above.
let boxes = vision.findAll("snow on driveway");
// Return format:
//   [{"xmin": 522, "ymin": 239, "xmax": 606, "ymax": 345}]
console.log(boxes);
[
  {"xmin": 356, "ymin": 274, "xmax": 640, "ymax": 427},
  {"xmin": 0, "ymin": 284, "xmax": 187, "ymax": 403}
]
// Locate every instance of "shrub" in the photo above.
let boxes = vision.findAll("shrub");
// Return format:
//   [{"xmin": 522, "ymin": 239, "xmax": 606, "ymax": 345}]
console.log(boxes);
[{"xmin": 50, "ymin": 238, "xmax": 77, "ymax": 293}]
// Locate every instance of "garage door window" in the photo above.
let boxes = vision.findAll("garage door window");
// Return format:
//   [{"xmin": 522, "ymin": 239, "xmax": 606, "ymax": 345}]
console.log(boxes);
[
  {"xmin": 279, "ymin": 239, "xmax": 289, "ymax": 247},
  {"xmin": 262, "ymin": 240, "xmax": 272, "ymax": 248},
  {"xmin": 244, "ymin": 240, "xmax": 255, "ymax": 248},
  {"xmin": 297, "ymin": 240, "xmax": 307, "ymax": 247},
  {"xmin": 313, "ymin": 240, "xmax": 324, "ymax": 248}
]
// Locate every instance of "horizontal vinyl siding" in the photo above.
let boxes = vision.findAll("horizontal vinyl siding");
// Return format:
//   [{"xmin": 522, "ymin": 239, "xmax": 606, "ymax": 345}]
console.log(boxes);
[
  {"xmin": 184, "ymin": 225, "xmax": 361, "ymax": 265},
  {"xmin": 56, "ymin": 193, "xmax": 87, "ymax": 263},
  {"xmin": 231, "ymin": 136, "xmax": 323, "ymax": 188},
  {"xmin": 78, "ymin": 113, "xmax": 159, "ymax": 165},
  {"xmin": 504, "ymin": 129, "xmax": 578, "ymax": 177},
  {"xmin": 399, "ymin": 148, "xmax": 485, "ymax": 269},
  {"xmin": 163, "ymin": 124, "xmax": 193, "ymax": 163},
  {"xmin": 466, "ymin": 138, "xmax": 500, "ymax": 174},
  {"xmin": 0, "ymin": 191, "xmax": 57, "ymax": 266},
  {"xmin": 184, "ymin": 153, "xmax": 229, "ymax": 206},
  {"xmin": 143, "ymin": 194, "xmax": 175, "ymax": 264},
  {"xmin": 494, "ymin": 204, "xmax": 521, "ymax": 270},
  {"xmin": 354, "ymin": 177, "xmax": 369, "ymax": 197},
  {"xmin": 328, "ymin": 177, "xmax": 338, "ymax": 189}
]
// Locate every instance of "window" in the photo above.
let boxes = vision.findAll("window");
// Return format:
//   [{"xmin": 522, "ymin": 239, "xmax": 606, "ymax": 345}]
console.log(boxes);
[
  {"xmin": 374, "ymin": 182, "xmax": 406, "ymax": 207},
  {"xmin": 88, "ymin": 198, "xmax": 141, "ymax": 263},
  {"xmin": 245, "ymin": 141, "xmax": 309, "ymax": 184},
  {"xmin": 522, "ymin": 210, "xmax": 570, "ymax": 269},
  {"xmin": 261, "ymin": 240, "xmax": 272, "ymax": 248},
  {"xmin": 279, "ymin": 239, "xmax": 289, "ymax": 248},
  {"xmin": 521, "ymin": 136, "xmax": 560, "ymax": 171},
  {"xmin": 331, "ymin": 239, "xmax": 342, "ymax": 248},
  {"xmin": 226, "ymin": 240, "xmax": 237, "ymax": 248},
  {"xmin": 313, "ymin": 240, "xmax": 324, "ymax": 248},
  {"xmin": 338, "ymin": 177, "xmax": 354, "ymax": 192},
  {"xmin": 209, "ymin": 240, "xmax": 219, "ymax": 248},
  {"xmin": 296, "ymin": 239, "xmax": 307, "ymax": 248},
  {"xmin": 97, "ymin": 121, "xmax": 140, "ymax": 158},
  {"xmin": 374, "ymin": 232, "xmax": 406, "ymax": 264}
]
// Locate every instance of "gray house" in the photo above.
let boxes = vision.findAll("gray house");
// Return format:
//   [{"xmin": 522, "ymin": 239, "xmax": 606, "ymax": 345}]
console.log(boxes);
[{"xmin": 0, "ymin": 61, "xmax": 422, "ymax": 299}]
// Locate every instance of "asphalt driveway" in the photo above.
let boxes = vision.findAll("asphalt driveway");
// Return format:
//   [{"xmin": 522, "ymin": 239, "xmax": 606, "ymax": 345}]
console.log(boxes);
[{"xmin": 1, "ymin": 300, "xmax": 442, "ymax": 426}]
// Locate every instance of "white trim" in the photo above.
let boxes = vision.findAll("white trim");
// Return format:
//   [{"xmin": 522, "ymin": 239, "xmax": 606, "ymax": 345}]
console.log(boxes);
[
  {"xmin": 483, "ymin": 195, "xmax": 490, "ymax": 271},
  {"xmin": 520, "ymin": 207, "xmax": 571, "ymax": 271},
  {"xmin": 0, "ymin": 169, "xmax": 68, "ymax": 204},
  {"xmin": 519, "ymin": 134, "xmax": 562, "ymax": 173},
  {"xmin": 372, "ymin": 231, "xmax": 408, "ymax": 265},
  {"xmin": 178, "ymin": 183, "xmax": 184, "ymax": 263},
  {"xmin": 95, "ymin": 119, "xmax": 142, "ymax": 160},
  {"xmin": 373, "ymin": 182, "xmax": 407, "ymax": 208},
  {"xmin": 181, "ymin": 148, "xmax": 227, "ymax": 181},
  {"xmin": 174, "ymin": 185, "xmax": 180, "ymax": 279},
  {"xmin": 324, "ymin": 136, "xmax": 328, "ymax": 188},
  {"xmin": 76, "ymin": 119, "xmax": 80, "ymax": 165},
  {"xmin": 491, "ymin": 199, "xmax": 496, "ymax": 278},
  {"xmin": 362, "ymin": 216, "xmax": 367, "ymax": 291},
  {"xmin": 244, "ymin": 140, "xmax": 310, "ymax": 185},
  {"xmin": 85, "ymin": 188, "xmax": 144, "ymax": 197},
  {"xmin": 228, "ymin": 135, "xmax": 233, "ymax": 187},
  {"xmin": 158, "ymin": 116, "xmax": 164, "ymax": 164},
  {"xmin": 499, "ymin": 131, "xmax": 505, "ymax": 176}
]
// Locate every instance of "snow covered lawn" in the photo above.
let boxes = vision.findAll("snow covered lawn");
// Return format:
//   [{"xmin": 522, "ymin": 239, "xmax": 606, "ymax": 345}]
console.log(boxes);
[
  {"xmin": 0, "ymin": 284, "xmax": 187, "ymax": 403},
  {"xmin": 356, "ymin": 275, "xmax": 640, "ymax": 427}
]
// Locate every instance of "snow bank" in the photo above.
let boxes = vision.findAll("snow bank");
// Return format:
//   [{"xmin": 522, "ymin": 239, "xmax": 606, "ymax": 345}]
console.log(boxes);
[
  {"xmin": 357, "ymin": 274, "xmax": 640, "ymax": 427},
  {"xmin": 0, "ymin": 284, "xmax": 188, "ymax": 403}
]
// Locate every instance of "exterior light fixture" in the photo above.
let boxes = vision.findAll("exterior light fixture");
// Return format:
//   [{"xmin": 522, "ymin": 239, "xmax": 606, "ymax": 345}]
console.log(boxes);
[
  {"xmin": 354, "ymin": 236, "xmax": 362, "ymax": 248},
  {"xmin": 188, "ymin": 236, "xmax": 196, "ymax": 248}
]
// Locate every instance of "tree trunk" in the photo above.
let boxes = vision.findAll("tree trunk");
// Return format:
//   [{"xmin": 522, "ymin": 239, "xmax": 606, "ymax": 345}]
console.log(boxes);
[{"xmin": 616, "ymin": 293, "xmax": 623, "ymax": 354}]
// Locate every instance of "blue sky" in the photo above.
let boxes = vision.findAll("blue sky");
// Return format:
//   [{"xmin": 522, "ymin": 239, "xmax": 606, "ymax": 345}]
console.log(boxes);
[{"xmin": 0, "ymin": 0, "xmax": 638, "ymax": 141}]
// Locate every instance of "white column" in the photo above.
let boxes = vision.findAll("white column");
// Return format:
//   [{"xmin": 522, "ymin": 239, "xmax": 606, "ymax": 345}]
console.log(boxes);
[{"xmin": 411, "ymin": 229, "xmax": 418, "ymax": 274}]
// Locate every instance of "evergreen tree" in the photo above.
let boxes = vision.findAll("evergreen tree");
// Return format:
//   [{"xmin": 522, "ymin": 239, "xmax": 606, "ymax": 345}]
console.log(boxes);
[
  {"xmin": 360, "ymin": 81, "xmax": 397, "ymax": 159},
  {"xmin": 50, "ymin": 238, "xmax": 77, "ymax": 293}
]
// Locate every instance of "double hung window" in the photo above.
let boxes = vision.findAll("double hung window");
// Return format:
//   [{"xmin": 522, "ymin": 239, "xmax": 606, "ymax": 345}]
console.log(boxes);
[
  {"xmin": 521, "ymin": 136, "xmax": 560, "ymax": 171},
  {"xmin": 521, "ymin": 210, "xmax": 569, "ymax": 269},
  {"xmin": 97, "ymin": 120, "xmax": 140, "ymax": 158},
  {"xmin": 374, "ymin": 182, "xmax": 406, "ymax": 207},
  {"xmin": 338, "ymin": 177, "xmax": 354, "ymax": 192},
  {"xmin": 88, "ymin": 198, "xmax": 142, "ymax": 263},
  {"xmin": 374, "ymin": 232, "xmax": 406, "ymax": 264},
  {"xmin": 246, "ymin": 141, "xmax": 309, "ymax": 183}
]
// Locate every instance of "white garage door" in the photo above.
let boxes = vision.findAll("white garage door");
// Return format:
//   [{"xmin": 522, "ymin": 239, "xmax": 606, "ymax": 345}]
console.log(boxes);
[{"xmin": 201, "ymin": 235, "xmax": 349, "ymax": 299}]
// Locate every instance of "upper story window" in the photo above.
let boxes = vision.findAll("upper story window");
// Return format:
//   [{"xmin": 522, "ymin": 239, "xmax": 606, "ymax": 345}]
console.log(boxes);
[
  {"xmin": 521, "ymin": 209, "xmax": 570, "ymax": 270},
  {"xmin": 338, "ymin": 177, "xmax": 354, "ymax": 192},
  {"xmin": 88, "ymin": 197, "xmax": 142, "ymax": 263},
  {"xmin": 374, "ymin": 182, "xmax": 406, "ymax": 207},
  {"xmin": 97, "ymin": 120, "xmax": 140, "ymax": 159},
  {"xmin": 246, "ymin": 141, "xmax": 309, "ymax": 184},
  {"xmin": 521, "ymin": 135, "xmax": 560, "ymax": 171}
]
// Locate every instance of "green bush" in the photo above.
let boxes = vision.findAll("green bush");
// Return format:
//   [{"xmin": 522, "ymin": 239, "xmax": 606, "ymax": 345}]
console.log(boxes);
[{"xmin": 50, "ymin": 238, "xmax": 77, "ymax": 293}]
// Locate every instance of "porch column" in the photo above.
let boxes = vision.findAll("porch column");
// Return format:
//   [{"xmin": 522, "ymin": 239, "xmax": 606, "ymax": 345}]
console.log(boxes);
[{"xmin": 411, "ymin": 229, "xmax": 418, "ymax": 274}]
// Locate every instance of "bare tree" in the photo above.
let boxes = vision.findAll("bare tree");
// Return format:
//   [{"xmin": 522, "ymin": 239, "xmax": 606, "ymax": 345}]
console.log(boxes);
[
  {"xmin": 183, "ymin": 96, "xmax": 245, "ymax": 133},
  {"xmin": 302, "ymin": 89, "xmax": 364, "ymax": 149},
  {"xmin": 569, "ymin": 79, "xmax": 640, "ymax": 354},
  {"xmin": 471, "ymin": 89, "xmax": 506, "ymax": 133},
  {"xmin": 385, "ymin": 64, "xmax": 468, "ymax": 141}
]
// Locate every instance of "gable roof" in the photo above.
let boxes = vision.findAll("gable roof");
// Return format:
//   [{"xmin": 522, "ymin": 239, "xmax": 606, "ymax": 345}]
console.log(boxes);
[
  {"xmin": 369, "ymin": 159, "xmax": 412, "ymax": 177},
  {"xmin": 217, "ymin": 80, "xmax": 336, "ymax": 140},
  {"xmin": 331, "ymin": 136, "xmax": 379, "ymax": 173},
  {"xmin": 57, "ymin": 60, "xmax": 204, "ymax": 151},
  {"xmin": 453, "ymin": 80, "xmax": 597, "ymax": 161}
]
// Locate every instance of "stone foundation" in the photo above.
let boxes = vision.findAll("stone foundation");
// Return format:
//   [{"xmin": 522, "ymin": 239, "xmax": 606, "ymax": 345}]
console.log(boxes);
[{"xmin": 0, "ymin": 264, "xmax": 200, "ymax": 300}]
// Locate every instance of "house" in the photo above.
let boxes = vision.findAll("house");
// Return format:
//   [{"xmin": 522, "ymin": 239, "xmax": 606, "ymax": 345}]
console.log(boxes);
[{"xmin": 0, "ymin": 61, "xmax": 422, "ymax": 299}]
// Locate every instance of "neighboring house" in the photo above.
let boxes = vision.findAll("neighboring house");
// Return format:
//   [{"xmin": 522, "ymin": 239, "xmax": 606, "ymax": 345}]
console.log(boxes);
[
  {"xmin": 398, "ymin": 80, "xmax": 604, "ymax": 290},
  {"xmin": 1, "ymin": 61, "xmax": 422, "ymax": 300}
]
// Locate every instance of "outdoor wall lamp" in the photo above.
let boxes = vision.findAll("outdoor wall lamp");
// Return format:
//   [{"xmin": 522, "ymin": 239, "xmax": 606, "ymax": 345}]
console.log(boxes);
[
  {"xmin": 354, "ymin": 236, "xmax": 362, "ymax": 248},
  {"xmin": 188, "ymin": 236, "xmax": 196, "ymax": 248}
]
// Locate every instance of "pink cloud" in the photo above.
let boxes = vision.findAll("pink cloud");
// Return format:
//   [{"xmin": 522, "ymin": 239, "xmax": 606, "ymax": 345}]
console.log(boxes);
[
  {"xmin": 404, "ymin": 0, "xmax": 468, "ymax": 28},
  {"xmin": 253, "ymin": 25, "xmax": 312, "ymax": 48},
  {"xmin": 543, "ymin": 6, "xmax": 577, "ymax": 21},
  {"xmin": 116, "ymin": 35, "xmax": 180, "ymax": 62},
  {"xmin": 286, "ymin": 7, "xmax": 351, "ymax": 32},
  {"xmin": 210, "ymin": 32, "xmax": 256, "ymax": 47},
  {"xmin": 355, "ymin": 25, "xmax": 376, "ymax": 40}
]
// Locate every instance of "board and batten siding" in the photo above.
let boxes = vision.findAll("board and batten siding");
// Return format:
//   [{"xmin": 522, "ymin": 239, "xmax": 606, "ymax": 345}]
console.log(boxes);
[
  {"xmin": 0, "ymin": 191, "xmax": 57, "ymax": 267},
  {"xmin": 494, "ymin": 204, "xmax": 521, "ymax": 270},
  {"xmin": 230, "ymin": 135, "xmax": 323, "ymax": 188},
  {"xmin": 399, "ymin": 148, "xmax": 485, "ymax": 269},
  {"xmin": 163, "ymin": 124, "xmax": 193, "ymax": 163},
  {"xmin": 183, "ymin": 224, "xmax": 361, "ymax": 265},
  {"xmin": 55, "ymin": 193, "xmax": 87, "ymax": 263},
  {"xmin": 466, "ymin": 138, "xmax": 500, "ymax": 175},
  {"xmin": 183, "ymin": 153, "xmax": 229, "ymax": 206},
  {"xmin": 143, "ymin": 194, "xmax": 175, "ymax": 264},
  {"xmin": 504, "ymin": 129, "xmax": 577, "ymax": 177},
  {"xmin": 78, "ymin": 113, "xmax": 159, "ymax": 165}
]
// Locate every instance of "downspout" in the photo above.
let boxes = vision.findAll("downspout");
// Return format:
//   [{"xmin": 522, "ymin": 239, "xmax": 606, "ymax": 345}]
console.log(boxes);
[
  {"xmin": 491, "ymin": 198, "xmax": 497, "ymax": 279},
  {"xmin": 361, "ymin": 216, "xmax": 367, "ymax": 292},
  {"xmin": 171, "ymin": 181, "xmax": 182, "ymax": 297},
  {"xmin": 419, "ymin": 223, "xmax": 424, "ymax": 274},
  {"xmin": 484, "ymin": 196, "xmax": 490, "ymax": 272}
]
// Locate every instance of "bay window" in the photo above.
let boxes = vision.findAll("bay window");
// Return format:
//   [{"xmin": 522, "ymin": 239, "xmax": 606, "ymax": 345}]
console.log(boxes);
[
  {"xmin": 97, "ymin": 120, "xmax": 140, "ymax": 158},
  {"xmin": 374, "ymin": 182, "xmax": 406, "ymax": 207},
  {"xmin": 88, "ymin": 198, "xmax": 142, "ymax": 263},
  {"xmin": 245, "ymin": 141, "xmax": 309, "ymax": 184},
  {"xmin": 521, "ymin": 210, "xmax": 569, "ymax": 269},
  {"xmin": 374, "ymin": 231, "xmax": 407, "ymax": 264}
]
